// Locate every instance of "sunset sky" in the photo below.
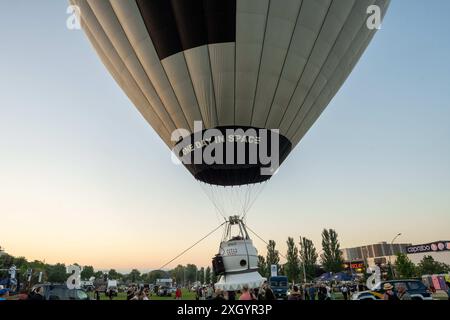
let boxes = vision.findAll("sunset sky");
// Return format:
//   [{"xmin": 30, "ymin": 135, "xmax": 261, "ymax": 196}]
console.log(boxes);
[{"xmin": 1, "ymin": 0, "xmax": 449, "ymax": 272}]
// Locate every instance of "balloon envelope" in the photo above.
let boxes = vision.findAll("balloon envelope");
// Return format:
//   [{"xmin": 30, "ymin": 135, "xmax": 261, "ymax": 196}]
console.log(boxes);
[{"xmin": 72, "ymin": 0, "xmax": 389, "ymax": 186}]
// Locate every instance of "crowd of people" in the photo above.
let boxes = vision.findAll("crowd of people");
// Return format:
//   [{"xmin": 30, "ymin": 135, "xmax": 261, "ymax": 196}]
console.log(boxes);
[
  {"xmin": 1, "ymin": 280, "xmax": 449, "ymax": 301},
  {"xmin": 195, "ymin": 280, "xmax": 450, "ymax": 301},
  {"xmin": 125, "ymin": 285, "xmax": 151, "ymax": 300},
  {"xmin": 193, "ymin": 281, "xmax": 369, "ymax": 301},
  {"xmin": 194, "ymin": 281, "xmax": 277, "ymax": 301},
  {"xmin": 193, "ymin": 281, "xmax": 347, "ymax": 301},
  {"xmin": 0, "ymin": 285, "xmax": 48, "ymax": 301}
]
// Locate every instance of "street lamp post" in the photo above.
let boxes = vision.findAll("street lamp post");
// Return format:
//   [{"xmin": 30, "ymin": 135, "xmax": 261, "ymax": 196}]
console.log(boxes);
[
  {"xmin": 299, "ymin": 237, "xmax": 307, "ymax": 284},
  {"xmin": 300, "ymin": 238, "xmax": 321, "ymax": 284},
  {"xmin": 389, "ymin": 233, "xmax": 402, "ymax": 279},
  {"xmin": 302, "ymin": 260, "xmax": 307, "ymax": 284}
]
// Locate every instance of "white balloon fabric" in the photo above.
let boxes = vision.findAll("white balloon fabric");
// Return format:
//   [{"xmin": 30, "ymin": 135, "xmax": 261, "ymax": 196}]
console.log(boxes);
[
  {"xmin": 215, "ymin": 271, "xmax": 266, "ymax": 291},
  {"xmin": 72, "ymin": 0, "xmax": 389, "ymax": 148},
  {"xmin": 71, "ymin": 0, "xmax": 390, "ymax": 227}
]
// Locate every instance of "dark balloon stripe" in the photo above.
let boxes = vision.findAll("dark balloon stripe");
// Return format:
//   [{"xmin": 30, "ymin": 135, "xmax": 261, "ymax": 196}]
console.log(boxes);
[
  {"xmin": 203, "ymin": 0, "xmax": 236, "ymax": 45},
  {"xmin": 136, "ymin": 0, "xmax": 236, "ymax": 60},
  {"xmin": 136, "ymin": 0, "xmax": 182, "ymax": 60},
  {"xmin": 175, "ymin": 126, "xmax": 292, "ymax": 186}
]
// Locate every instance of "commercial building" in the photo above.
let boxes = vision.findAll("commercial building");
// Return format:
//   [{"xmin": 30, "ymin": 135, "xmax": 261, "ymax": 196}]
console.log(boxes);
[
  {"xmin": 342, "ymin": 240, "xmax": 450, "ymax": 268},
  {"xmin": 341, "ymin": 241, "xmax": 412, "ymax": 267},
  {"xmin": 406, "ymin": 241, "xmax": 450, "ymax": 265}
]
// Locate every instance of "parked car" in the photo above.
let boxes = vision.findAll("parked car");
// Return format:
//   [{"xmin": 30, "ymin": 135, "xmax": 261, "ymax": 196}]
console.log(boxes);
[
  {"xmin": 269, "ymin": 276, "xmax": 289, "ymax": 299},
  {"xmin": 351, "ymin": 280, "xmax": 432, "ymax": 300},
  {"xmin": 30, "ymin": 284, "xmax": 90, "ymax": 300},
  {"xmin": 157, "ymin": 286, "xmax": 173, "ymax": 297},
  {"xmin": 106, "ymin": 280, "xmax": 118, "ymax": 297}
]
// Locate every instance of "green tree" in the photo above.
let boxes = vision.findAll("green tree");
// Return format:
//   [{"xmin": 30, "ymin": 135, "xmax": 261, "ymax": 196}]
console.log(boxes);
[
  {"xmin": 108, "ymin": 269, "xmax": 119, "ymax": 280},
  {"xmin": 0, "ymin": 253, "xmax": 14, "ymax": 268},
  {"xmin": 266, "ymin": 240, "xmax": 280, "ymax": 277},
  {"xmin": 417, "ymin": 255, "xmax": 449, "ymax": 275},
  {"xmin": 128, "ymin": 269, "xmax": 141, "ymax": 283},
  {"xmin": 320, "ymin": 229, "xmax": 344, "ymax": 273},
  {"xmin": 284, "ymin": 237, "xmax": 300, "ymax": 283},
  {"xmin": 185, "ymin": 264, "xmax": 197, "ymax": 284},
  {"xmin": 171, "ymin": 265, "xmax": 185, "ymax": 285},
  {"xmin": 198, "ymin": 267, "xmax": 205, "ymax": 284},
  {"xmin": 141, "ymin": 272, "xmax": 150, "ymax": 284},
  {"xmin": 13, "ymin": 256, "xmax": 28, "ymax": 268},
  {"xmin": 147, "ymin": 270, "xmax": 169, "ymax": 284},
  {"xmin": 81, "ymin": 266, "xmax": 95, "ymax": 280},
  {"xmin": 386, "ymin": 262, "xmax": 395, "ymax": 280},
  {"xmin": 205, "ymin": 267, "xmax": 211, "ymax": 284},
  {"xmin": 395, "ymin": 253, "xmax": 417, "ymax": 278},
  {"xmin": 93, "ymin": 270, "xmax": 104, "ymax": 280},
  {"xmin": 441, "ymin": 263, "xmax": 450, "ymax": 273},
  {"xmin": 12, "ymin": 256, "xmax": 29, "ymax": 280},
  {"xmin": 299, "ymin": 236, "xmax": 318, "ymax": 281},
  {"xmin": 257, "ymin": 255, "xmax": 267, "ymax": 278},
  {"xmin": 28, "ymin": 260, "xmax": 48, "ymax": 283},
  {"xmin": 46, "ymin": 263, "xmax": 67, "ymax": 283},
  {"xmin": 211, "ymin": 269, "xmax": 217, "ymax": 284},
  {"xmin": 278, "ymin": 264, "xmax": 285, "ymax": 276}
]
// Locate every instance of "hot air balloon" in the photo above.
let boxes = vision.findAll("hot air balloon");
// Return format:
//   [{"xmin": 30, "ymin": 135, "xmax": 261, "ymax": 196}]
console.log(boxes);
[{"xmin": 72, "ymin": 0, "xmax": 389, "ymax": 290}]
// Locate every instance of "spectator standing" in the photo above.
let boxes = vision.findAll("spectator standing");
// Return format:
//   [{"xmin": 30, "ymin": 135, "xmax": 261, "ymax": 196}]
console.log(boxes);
[
  {"xmin": 206, "ymin": 285, "xmax": 214, "ymax": 300},
  {"xmin": 304, "ymin": 285, "xmax": 309, "ymax": 300},
  {"xmin": 397, "ymin": 284, "xmax": 411, "ymax": 300},
  {"xmin": 213, "ymin": 289, "xmax": 226, "ymax": 300},
  {"xmin": 325, "ymin": 284, "xmax": 332, "ymax": 300},
  {"xmin": 288, "ymin": 286, "xmax": 302, "ymax": 300},
  {"xmin": 341, "ymin": 285, "xmax": 349, "ymax": 300},
  {"xmin": 382, "ymin": 283, "xmax": 399, "ymax": 301},
  {"xmin": 308, "ymin": 285, "xmax": 316, "ymax": 300},
  {"xmin": 318, "ymin": 285, "xmax": 328, "ymax": 300},
  {"xmin": 94, "ymin": 289, "xmax": 100, "ymax": 300},
  {"xmin": 227, "ymin": 290, "xmax": 236, "ymax": 301},
  {"xmin": 28, "ymin": 287, "xmax": 44, "ymax": 301},
  {"xmin": 257, "ymin": 284, "xmax": 266, "ymax": 300},
  {"xmin": 126, "ymin": 286, "xmax": 135, "ymax": 300},
  {"xmin": 264, "ymin": 282, "xmax": 276, "ymax": 300},
  {"xmin": 446, "ymin": 281, "xmax": 450, "ymax": 301},
  {"xmin": 0, "ymin": 288, "xmax": 10, "ymax": 301},
  {"xmin": 239, "ymin": 285, "xmax": 256, "ymax": 300},
  {"xmin": 175, "ymin": 287, "xmax": 182, "ymax": 300}
]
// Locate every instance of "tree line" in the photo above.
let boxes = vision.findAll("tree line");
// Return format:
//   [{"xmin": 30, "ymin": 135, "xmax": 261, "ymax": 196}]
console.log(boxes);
[
  {"xmin": 2, "ymin": 228, "xmax": 448, "ymax": 286},
  {"xmin": 260, "ymin": 229, "xmax": 450, "ymax": 283},
  {"xmin": 394, "ymin": 253, "xmax": 449, "ymax": 279},
  {"xmin": 0, "ymin": 253, "xmax": 215, "ymax": 286},
  {"xmin": 0, "ymin": 228, "xmax": 343, "ymax": 286},
  {"xmin": 258, "ymin": 228, "xmax": 345, "ymax": 283}
]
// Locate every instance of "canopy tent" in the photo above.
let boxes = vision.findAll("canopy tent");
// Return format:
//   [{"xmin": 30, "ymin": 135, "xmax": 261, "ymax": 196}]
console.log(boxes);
[
  {"xmin": 316, "ymin": 272, "xmax": 334, "ymax": 282},
  {"xmin": 332, "ymin": 272, "xmax": 357, "ymax": 282},
  {"xmin": 315, "ymin": 272, "xmax": 356, "ymax": 282}
]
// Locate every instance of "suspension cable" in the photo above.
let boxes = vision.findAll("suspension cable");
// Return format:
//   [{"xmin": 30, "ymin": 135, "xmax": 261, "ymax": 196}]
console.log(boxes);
[
  {"xmin": 158, "ymin": 221, "xmax": 226, "ymax": 270},
  {"xmin": 245, "ymin": 224, "xmax": 287, "ymax": 261},
  {"xmin": 242, "ymin": 181, "xmax": 268, "ymax": 220},
  {"xmin": 198, "ymin": 182, "xmax": 227, "ymax": 222}
]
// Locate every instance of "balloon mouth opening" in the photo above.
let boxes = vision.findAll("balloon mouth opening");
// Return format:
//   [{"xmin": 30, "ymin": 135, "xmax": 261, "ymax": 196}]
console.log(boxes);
[
  {"xmin": 174, "ymin": 126, "xmax": 292, "ymax": 187},
  {"xmin": 195, "ymin": 166, "xmax": 273, "ymax": 186}
]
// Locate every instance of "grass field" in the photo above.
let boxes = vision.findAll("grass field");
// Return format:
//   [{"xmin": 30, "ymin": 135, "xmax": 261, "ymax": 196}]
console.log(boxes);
[
  {"xmin": 95, "ymin": 289, "xmax": 196, "ymax": 301},
  {"xmin": 94, "ymin": 289, "xmax": 448, "ymax": 301}
]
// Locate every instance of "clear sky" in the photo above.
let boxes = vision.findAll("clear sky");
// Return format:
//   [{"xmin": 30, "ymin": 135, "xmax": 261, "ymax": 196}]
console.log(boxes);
[{"xmin": 1, "ymin": 0, "xmax": 449, "ymax": 272}]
